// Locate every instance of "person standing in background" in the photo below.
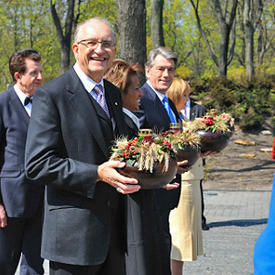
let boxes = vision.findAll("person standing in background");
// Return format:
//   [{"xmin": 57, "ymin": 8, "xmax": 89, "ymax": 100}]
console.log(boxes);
[
  {"xmin": 105, "ymin": 59, "xmax": 166, "ymax": 275},
  {"xmin": 0, "ymin": 49, "xmax": 44, "ymax": 275},
  {"xmin": 167, "ymin": 78, "xmax": 205, "ymax": 275},
  {"xmin": 139, "ymin": 47, "xmax": 189, "ymax": 275}
]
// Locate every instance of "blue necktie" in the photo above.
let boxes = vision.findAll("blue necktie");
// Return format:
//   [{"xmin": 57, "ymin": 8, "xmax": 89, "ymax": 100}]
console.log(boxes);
[{"xmin": 162, "ymin": 95, "xmax": 176, "ymax": 123}]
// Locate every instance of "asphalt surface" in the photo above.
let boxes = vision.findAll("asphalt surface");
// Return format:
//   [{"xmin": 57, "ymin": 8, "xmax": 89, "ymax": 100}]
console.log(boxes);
[
  {"xmin": 183, "ymin": 190, "xmax": 271, "ymax": 275},
  {"xmin": 16, "ymin": 190, "xmax": 271, "ymax": 275}
]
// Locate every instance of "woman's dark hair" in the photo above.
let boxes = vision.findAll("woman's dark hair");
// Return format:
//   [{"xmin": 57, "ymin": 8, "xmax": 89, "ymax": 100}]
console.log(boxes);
[{"xmin": 105, "ymin": 59, "xmax": 142, "ymax": 94}]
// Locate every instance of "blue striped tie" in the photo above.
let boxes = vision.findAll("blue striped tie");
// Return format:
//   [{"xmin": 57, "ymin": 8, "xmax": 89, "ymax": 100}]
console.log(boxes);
[{"xmin": 162, "ymin": 95, "xmax": 176, "ymax": 123}]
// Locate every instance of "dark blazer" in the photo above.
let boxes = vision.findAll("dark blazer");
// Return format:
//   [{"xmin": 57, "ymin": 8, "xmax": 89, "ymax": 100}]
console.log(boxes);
[
  {"xmin": 139, "ymin": 82, "xmax": 181, "ymax": 211},
  {"xmin": 189, "ymin": 98, "xmax": 206, "ymax": 121},
  {"xmin": 123, "ymin": 112, "xmax": 139, "ymax": 139},
  {"xmin": 25, "ymin": 68, "xmax": 127, "ymax": 266},
  {"xmin": 0, "ymin": 87, "xmax": 44, "ymax": 218},
  {"xmin": 123, "ymin": 109, "xmax": 164, "ymax": 275}
]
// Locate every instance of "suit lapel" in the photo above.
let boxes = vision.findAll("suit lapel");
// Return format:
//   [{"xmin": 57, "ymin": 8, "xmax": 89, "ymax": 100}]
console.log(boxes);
[
  {"xmin": 145, "ymin": 83, "xmax": 171, "ymax": 126},
  {"xmin": 9, "ymin": 88, "xmax": 29, "ymax": 127},
  {"xmin": 66, "ymin": 69, "xmax": 110, "ymax": 158},
  {"xmin": 104, "ymin": 80, "xmax": 128, "ymax": 137}
]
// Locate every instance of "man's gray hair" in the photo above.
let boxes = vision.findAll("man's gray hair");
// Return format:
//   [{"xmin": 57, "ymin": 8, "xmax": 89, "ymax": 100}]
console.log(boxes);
[
  {"xmin": 146, "ymin": 47, "xmax": 177, "ymax": 68},
  {"xmin": 73, "ymin": 17, "xmax": 117, "ymax": 45}
]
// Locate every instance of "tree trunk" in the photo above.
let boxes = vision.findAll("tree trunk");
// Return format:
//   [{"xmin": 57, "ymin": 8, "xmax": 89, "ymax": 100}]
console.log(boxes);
[
  {"xmin": 150, "ymin": 0, "xmax": 165, "ymax": 48},
  {"xmin": 219, "ymin": 25, "xmax": 230, "ymax": 77},
  {"xmin": 190, "ymin": 0, "xmax": 238, "ymax": 78},
  {"xmin": 116, "ymin": 0, "xmax": 146, "ymax": 82},
  {"xmin": 50, "ymin": 0, "xmax": 76, "ymax": 73},
  {"xmin": 243, "ymin": 0, "xmax": 255, "ymax": 81}
]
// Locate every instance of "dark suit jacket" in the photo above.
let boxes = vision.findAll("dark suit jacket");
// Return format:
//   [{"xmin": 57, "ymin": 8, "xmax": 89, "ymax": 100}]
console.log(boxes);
[
  {"xmin": 139, "ymin": 82, "xmax": 181, "ymax": 212},
  {"xmin": 25, "ymin": 68, "xmax": 128, "ymax": 266},
  {"xmin": 0, "ymin": 87, "xmax": 44, "ymax": 218},
  {"xmin": 189, "ymin": 98, "xmax": 206, "ymax": 121},
  {"xmin": 123, "ymin": 112, "xmax": 139, "ymax": 139}
]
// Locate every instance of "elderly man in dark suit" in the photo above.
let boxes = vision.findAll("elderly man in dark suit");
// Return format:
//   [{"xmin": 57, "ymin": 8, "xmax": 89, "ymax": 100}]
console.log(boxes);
[
  {"xmin": 25, "ymin": 17, "xmax": 140, "ymax": 275},
  {"xmin": 139, "ymin": 47, "xmax": 189, "ymax": 275},
  {"xmin": 0, "ymin": 49, "xmax": 44, "ymax": 274}
]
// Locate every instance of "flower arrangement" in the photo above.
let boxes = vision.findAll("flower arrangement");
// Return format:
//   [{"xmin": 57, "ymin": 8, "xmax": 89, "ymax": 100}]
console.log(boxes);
[
  {"xmin": 163, "ymin": 129, "xmax": 201, "ymax": 151},
  {"xmin": 185, "ymin": 110, "xmax": 234, "ymax": 134},
  {"xmin": 110, "ymin": 130, "xmax": 175, "ymax": 173}
]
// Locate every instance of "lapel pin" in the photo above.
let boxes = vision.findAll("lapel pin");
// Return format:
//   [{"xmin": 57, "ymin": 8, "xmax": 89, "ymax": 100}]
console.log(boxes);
[{"xmin": 114, "ymin": 102, "xmax": 118, "ymax": 106}]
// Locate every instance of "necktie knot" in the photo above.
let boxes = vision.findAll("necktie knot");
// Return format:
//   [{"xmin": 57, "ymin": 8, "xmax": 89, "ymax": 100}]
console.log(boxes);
[
  {"xmin": 24, "ymin": 97, "xmax": 32, "ymax": 106},
  {"xmin": 162, "ymin": 95, "xmax": 168, "ymax": 104},
  {"xmin": 93, "ymin": 84, "xmax": 103, "ymax": 96}
]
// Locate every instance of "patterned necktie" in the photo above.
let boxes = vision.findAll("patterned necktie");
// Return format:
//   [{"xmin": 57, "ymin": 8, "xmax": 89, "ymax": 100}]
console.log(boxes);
[
  {"xmin": 162, "ymin": 95, "xmax": 176, "ymax": 123},
  {"xmin": 93, "ymin": 84, "xmax": 110, "ymax": 118}
]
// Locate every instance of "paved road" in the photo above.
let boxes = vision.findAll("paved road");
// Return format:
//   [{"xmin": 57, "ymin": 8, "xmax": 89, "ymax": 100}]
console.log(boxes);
[
  {"xmin": 16, "ymin": 190, "xmax": 271, "ymax": 275},
  {"xmin": 183, "ymin": 190, "xmax": 271, "ymax": 275}
]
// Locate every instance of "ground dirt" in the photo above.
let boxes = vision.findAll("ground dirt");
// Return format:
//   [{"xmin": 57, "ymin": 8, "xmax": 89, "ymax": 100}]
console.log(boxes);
[{"xmin": 203, "ymin": 121, "xmax": 274, "ymax": 191}]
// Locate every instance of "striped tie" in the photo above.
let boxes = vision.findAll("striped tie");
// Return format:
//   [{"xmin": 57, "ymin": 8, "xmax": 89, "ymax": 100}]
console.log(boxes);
[
  {"xmin": 93, "ymin": 84, "xmax": 110, "ymax": 118},
  {"xmin": 162, "ymin": 95, "xmax": 176, "ymax": 123}
]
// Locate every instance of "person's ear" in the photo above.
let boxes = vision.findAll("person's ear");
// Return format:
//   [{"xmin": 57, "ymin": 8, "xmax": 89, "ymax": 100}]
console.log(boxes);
[
  {"xmin": 145, "ymin": 66, "xmax": 150, "ymax": 79},
  {"xmin": 14, "ymin": 72, "xmax": 21, "ymax": 81},
  {"xmin": 72, "ymin": 43, "xmax": 79, "ymax": 56}
]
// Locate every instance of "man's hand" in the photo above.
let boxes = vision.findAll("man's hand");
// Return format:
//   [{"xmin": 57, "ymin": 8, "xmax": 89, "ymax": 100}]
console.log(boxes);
[
  {"xmin": 0, "ymin": 204, "xmax": 7, "ymax": 228},
  {"xmin": 177, "ymin": 160, "xmax": 192, "ymax": 174},
  {"xmin": 163, "ymin": 182, "xmax": 180, "ymax": 190},
  {"xmin": 97, "ymin": 160, "xmax": 140, "ymax": 194}
]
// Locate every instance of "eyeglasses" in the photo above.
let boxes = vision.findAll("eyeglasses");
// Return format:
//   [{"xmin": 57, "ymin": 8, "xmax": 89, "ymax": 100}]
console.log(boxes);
[{"xmin": 77, "ymin": 39, "xmax": 114, "ymax": 50}]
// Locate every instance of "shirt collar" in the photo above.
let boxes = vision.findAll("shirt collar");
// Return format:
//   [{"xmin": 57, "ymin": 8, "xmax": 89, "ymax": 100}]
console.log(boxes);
[
  {"xmin": 123, "ymin": 107, "xmax": 140, "ymax": 129},
  {"xmin": 14, "ymin": 84, "xmax": 31, "ymax": 106},
  {"xmin": 73, "ymin": 63, "xmax": 105, "ymax": 93},
  {"xmin": 146, "ymin": 81, "xmax": 166, "ymax": 102}
]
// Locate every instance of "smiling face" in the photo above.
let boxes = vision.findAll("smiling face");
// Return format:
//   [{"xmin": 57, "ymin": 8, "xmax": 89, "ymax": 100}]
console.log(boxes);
[
  {"xmin": 122, "ymin": 75, "xmax": 142, "ymax": 112},
  {"xmin": 15, "ymin": 58, "xmax": 42, "ymax": 97},
  {"xmin": 145, "ymin": 54, "xmax": 176, "ymax": 94},
  {"xmin": 72, "ymin": 20, "xmax": 116, "ymax": 82}
]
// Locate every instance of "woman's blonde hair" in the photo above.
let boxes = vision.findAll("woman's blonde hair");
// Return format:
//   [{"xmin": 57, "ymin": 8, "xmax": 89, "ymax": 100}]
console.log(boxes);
[{"xmin": 167, "ymin": 78, "xmax": 191, "ymax": 105}]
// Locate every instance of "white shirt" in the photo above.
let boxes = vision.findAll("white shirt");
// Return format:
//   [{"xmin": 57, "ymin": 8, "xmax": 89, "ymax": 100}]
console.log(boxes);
[
  {"xmin": 123, "ymin": 107, "xmax": 140, "ymax": 129},
  {"xmin": 14, "ymin": 84, "xmax": 32, "ymax": 117},
  {"xmin": 73, "ymin": 63, "xmax": 105, "ymax": 100},
  {"xmin": 181, "ymin": 99, "xmax": 191, "ymax": 121},
  {"xmin": 146, "ymin": 81, "xmax": 177, "ymax": 122}
]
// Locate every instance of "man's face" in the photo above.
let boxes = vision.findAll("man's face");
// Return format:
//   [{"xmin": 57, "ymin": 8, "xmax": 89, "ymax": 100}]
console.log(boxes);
[
  {"xmin": 15, "ymin": 58, "xmax": 42, "ymax": 97},
  {"xmin": 145, "ymin": 54, "xmax": 176, "ymax": 94},
  {"xmin": 72, "ymin": 20, "xmax": 116, "ymax": 82}
]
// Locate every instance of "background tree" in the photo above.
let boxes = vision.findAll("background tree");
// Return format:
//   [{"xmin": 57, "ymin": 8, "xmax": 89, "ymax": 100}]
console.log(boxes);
[
  {"xmin": 115, "ymin": 0, "xmax": 146, "ymax": 74},
  {"xmin": 242, "ymin": 0, "xmax": 263, "ymax": 81},
  {"xmin": 257, "ymin": 0, "xmax": 275, "ymax": 66},
  {"xmin": 50, "ymin": 0, "xmax": 81, "ymax": 72},
  {"xmin": 150, "ymin": 0, "xmax": 165, "ymax": 48},
  {"xmin": 190, "ymin": 0, "xmax": 238, "ymax": 78}
]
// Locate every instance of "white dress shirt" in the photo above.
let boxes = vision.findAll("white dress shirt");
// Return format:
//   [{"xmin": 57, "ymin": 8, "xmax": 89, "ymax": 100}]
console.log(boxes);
[
  {"xmin": 14, "ymin": 84, "xmax": 32, "ymax": 117},
  {"xmin": 146, "ymin": 81, "xmax": 177, "ymax": 122},
  {"xmin": 73, "ymin": 63, "xmax": 105, "ymax": 100}
]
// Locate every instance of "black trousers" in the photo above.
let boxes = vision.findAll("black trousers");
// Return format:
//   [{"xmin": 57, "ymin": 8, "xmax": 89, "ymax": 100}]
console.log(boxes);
[
  {"xmin": 159, "ymin": 210, "xmax": 172, "ymax": 275},
  {"xmin": 125, "ymin": 190, "xmax": 164, "ymax": 275},
  {"xmin": 0, "ymin": 209, "xmax": 44, "ymax": 275},
  {"xmin": 200, "ymin": 179, "xmax": 207, "ymax": 224},
  {"xmin": 50, "ymin": 206, "xmax": 125, "ymax": 275}
]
